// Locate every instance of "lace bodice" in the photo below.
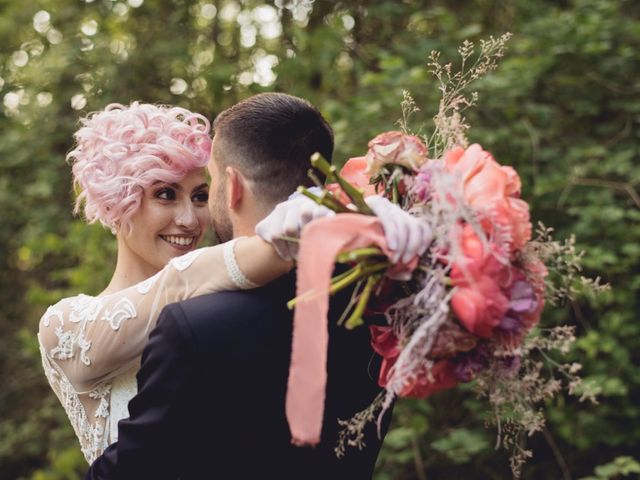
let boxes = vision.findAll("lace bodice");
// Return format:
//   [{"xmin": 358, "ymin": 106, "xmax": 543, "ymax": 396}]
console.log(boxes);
[
  {"xmin": 38, "ymin": 242, "xmax": 270, "ymax": 463},
  {"xmin": 109, "ymin": 366, "xmax": 138, "ymax": 444}
]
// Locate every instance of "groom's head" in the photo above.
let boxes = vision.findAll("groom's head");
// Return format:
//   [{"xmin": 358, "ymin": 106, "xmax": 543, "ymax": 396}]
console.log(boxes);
[{"xmin": 208, "ymin": 93, "xmax": 333, "ymax": 242}]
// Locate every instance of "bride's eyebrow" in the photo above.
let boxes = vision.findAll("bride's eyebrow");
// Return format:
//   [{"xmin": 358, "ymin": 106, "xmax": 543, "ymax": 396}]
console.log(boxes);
[
  {"xmin": 192, "ymin": 183, "xmax": 208, "ymax": 192},
  {"xmin": 151, "ymin": 181, "xmax": 181, "ymax": 190}
]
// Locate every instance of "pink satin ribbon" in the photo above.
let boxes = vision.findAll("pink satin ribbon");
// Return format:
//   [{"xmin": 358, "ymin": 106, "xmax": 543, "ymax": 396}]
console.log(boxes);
[{"xmin": 286, "ymin": 213, "xmax": 416, "ymax": 446}]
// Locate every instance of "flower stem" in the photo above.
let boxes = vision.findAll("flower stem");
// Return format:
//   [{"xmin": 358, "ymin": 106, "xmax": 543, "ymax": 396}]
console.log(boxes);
[
  {"xmin": 345, "ymin": 274, "xmax": 380, "ymax": 330},
  {"xmin": 333, "ymin": 169, "xmax": 374, "ymax": 215},
  {"xmin": 310, "ymin": 153, "xmax": 373, "ymax": 215},
  {"xmin": 297, "ymin": 186, "xmax": 350, "ymax": 213},
  {"xmin": 286, "ymin": 260, "xmax": 389, "ymax": 310},
  {"xmin": 336, "ymin": 247, "xmax": 385, "ymax": 264}
]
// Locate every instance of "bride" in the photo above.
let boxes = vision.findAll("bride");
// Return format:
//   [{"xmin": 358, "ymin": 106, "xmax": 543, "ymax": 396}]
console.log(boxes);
[{"xmin": 38, "ymin": 101, "xmax": 424, "ymax": 464}]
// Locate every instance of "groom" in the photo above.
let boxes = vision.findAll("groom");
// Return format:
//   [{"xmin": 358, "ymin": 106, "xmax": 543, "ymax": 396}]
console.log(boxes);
[{"xmin": 86, "ymin": 93, "xmax": 389, "ymax": 479}]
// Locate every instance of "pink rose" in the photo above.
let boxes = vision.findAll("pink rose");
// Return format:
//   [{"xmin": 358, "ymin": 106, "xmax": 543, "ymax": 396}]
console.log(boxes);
[
  {"xmin": 365, "ymin": 131, "xmax": 428, "ymax": 176},
  {"xmin": 443, "ymin": 144, "xmax": 532, "ymax": 255},
  {"xmin": 450, "ymin": 225, "xmax": 548, "ymax": 341},
  {"xmin": 327, "ymin": 156, "xmax": 377, "ymax": 205},
  {"xmin": 450, "ymin": 225, "xmax": 510, "ymax": 338},
  {"xmin": 451, "ymin": 275, "xmax": 510, "ymax": 338}
]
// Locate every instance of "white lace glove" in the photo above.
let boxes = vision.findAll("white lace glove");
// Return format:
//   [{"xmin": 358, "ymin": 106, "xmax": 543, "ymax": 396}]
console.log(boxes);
[
  {"xmin": 256, "ymin": 188, "xmax": 335, "ymax": 261},
  {"xmin": 364, "ymin": 195, "xmax": 432, "ymax": 264}
]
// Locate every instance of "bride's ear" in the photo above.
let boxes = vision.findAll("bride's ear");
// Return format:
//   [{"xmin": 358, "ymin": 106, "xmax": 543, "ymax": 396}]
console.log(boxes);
[{"xmin": 225, "ymin": 166, "xmax": 244, "ymax": 210}]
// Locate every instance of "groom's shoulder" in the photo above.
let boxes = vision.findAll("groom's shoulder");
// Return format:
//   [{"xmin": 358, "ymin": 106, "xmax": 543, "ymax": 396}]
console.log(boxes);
[{"xmin": 167, "ymin": 274, "xmax": 295, "ymax": 346}]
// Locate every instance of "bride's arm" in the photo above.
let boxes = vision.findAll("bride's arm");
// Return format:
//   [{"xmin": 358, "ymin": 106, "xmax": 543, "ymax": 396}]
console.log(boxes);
[
  {"xmin": 234, "ymin": 236, "xmax": 292, "ymax": 285},
  {"xmin": 38, "ymin": 192, "xmax": 331, "ymax": 394},
  {"xmin": 38, "ymin": 237, "xmax": 291, "ymax": 392}
]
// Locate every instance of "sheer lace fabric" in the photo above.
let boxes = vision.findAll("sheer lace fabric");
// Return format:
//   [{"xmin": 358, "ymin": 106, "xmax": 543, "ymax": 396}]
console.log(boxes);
[{"xmin": 38, "ymin": 246, "xmax": 240, "ymax": 463}]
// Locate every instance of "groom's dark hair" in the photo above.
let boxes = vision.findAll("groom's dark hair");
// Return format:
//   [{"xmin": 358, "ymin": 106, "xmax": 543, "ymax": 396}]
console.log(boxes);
[{"xmin": 212, "ymin": 92, "xmax": 334, "ymax": 206}]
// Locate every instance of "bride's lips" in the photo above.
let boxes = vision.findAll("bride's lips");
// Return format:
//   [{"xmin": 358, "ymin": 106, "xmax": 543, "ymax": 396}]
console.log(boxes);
[{"xmin": 159, "ymin": 234, "xmax": 198, "ymax": 251}]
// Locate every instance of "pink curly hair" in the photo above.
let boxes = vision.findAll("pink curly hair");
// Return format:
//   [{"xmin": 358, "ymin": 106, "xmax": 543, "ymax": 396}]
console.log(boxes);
[{"xmin": 68, "ymin": 102, "xmax": 211, "ymax": 233}]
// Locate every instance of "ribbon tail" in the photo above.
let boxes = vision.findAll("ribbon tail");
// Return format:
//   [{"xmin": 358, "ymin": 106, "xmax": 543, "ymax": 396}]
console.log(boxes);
[{"xmin": 285, "ymin": 214, "xmax": 392, "ymax": 446}]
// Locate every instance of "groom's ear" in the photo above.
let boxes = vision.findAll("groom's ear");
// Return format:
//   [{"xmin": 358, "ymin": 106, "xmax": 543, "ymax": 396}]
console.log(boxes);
[{"xmin": 225, "ymin": 166, "xmax": 244, "ymax": 210}]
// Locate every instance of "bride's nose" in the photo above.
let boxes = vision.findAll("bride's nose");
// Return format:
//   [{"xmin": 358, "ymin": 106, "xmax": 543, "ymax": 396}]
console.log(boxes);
[{"xmin": 175, "ymin": 202, "xmax": 199, "ymax": 229}]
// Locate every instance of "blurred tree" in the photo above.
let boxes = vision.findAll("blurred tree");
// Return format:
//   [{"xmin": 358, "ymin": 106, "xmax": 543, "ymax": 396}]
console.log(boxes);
[{"xmin": 0, "ymin": 0, "xmax": 638, "ymax": 478}]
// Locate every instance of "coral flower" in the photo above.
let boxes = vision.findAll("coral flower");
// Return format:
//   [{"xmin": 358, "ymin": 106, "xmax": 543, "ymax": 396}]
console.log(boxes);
[{"xmin": 443, "ymin": 144, "xmax": 532, "ymax": 255}]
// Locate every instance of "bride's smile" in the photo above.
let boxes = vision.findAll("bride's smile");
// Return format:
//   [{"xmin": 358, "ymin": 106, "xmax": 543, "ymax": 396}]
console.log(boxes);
[{"xmin": 159, "ymin": 234, "xmax": 199, "ymax": 249}]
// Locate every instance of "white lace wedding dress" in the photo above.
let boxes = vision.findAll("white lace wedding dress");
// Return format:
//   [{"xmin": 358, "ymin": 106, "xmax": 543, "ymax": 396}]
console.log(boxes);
[{"xmin": 38, "ymin": 242, "xmax": 255, "ymax": 463}]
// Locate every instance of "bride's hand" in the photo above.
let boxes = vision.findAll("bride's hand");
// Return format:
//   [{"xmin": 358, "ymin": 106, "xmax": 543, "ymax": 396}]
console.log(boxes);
[
  {"xmin": 364, "ymin": 195, "xmax": 432, "ymax": 264},
  {"xmin": 256, "ymin": 188, "xmax": 334, "ymax": 261}
]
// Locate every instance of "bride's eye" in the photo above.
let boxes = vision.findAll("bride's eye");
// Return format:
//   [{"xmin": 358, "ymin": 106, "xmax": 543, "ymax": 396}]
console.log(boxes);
[
  {"xmin": 155, "ymin": 188, "xmax": 176, "ymax": 201},
  {"xmin": 192, "ymin": 190, "xmax": 209, "ymax": 203}
]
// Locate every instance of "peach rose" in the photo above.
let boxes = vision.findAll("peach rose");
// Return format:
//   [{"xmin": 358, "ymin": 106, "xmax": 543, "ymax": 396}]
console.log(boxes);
[
  {"xmin": 326, "ymin": 156, "xmax": 377, "ymax": 205},
  {"xmin": 443, "ymin": 144, "xmax": 532, "ymax": 254},
  {"xmin": 365, "ymin": 131, "xmax": 428, "ymax": 176}
]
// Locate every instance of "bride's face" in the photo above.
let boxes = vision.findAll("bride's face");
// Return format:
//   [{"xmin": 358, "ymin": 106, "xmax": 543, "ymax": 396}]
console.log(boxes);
[{"xmin": 121, "ymin": 168, "xmax": 210, "ymax": 274}]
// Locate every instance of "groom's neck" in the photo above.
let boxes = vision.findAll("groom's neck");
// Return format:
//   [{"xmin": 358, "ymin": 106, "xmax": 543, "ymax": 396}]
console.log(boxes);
[
  {"xmin": 231, "ymin": 206, "xmax": 273, "ymax": 239},
  {"xmin": 230, "ymin": 191, "xmax": 277, "ymax": 239}
]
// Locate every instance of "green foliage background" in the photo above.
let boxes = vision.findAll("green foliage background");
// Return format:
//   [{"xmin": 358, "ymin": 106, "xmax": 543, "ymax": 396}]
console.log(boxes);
[{"xmin": 1, "ymin": 0, "xmax": 638, "ymax": 478}]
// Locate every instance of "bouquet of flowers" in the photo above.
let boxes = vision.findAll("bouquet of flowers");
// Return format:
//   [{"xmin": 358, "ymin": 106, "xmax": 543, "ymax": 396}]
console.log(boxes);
[{"xmin": 285, "ymin": 34, "xmax": 605, "ymax": 476}]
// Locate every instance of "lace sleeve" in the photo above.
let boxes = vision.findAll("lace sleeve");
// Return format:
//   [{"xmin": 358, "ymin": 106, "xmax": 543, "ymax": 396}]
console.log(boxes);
[{"xmin": 38, "ymin": 237, "xmax": 288, "ymax": 392}]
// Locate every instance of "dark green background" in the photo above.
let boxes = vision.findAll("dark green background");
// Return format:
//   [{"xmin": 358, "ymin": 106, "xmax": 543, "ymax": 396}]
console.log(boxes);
[{"xmin": 1, "ymin": 0, "xmax": 638, "ymax": 478}]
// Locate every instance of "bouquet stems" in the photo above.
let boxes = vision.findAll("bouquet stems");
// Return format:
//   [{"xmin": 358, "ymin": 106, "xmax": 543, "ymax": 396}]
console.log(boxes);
[
  {"xmin": 344, "ymin": 274, "xmax": 381, "ymax": 330},
  {"xmin": 336, "ymin": 247, "xmax": 385, "ymax": 264},
  {"xmin": 310, "ymin": 153, "xmax": 374, "ymax": 215},
  {"xmin": 298, "ymin": 185, "xmax": 350, "ymax": 214},
  {"xmin": 287, "ymin": 260, "xmax": 388, "ymax": 310}
]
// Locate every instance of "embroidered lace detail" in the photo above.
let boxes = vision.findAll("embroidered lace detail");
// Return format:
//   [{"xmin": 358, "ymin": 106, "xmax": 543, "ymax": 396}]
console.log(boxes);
[
  {"xmin": 69, "ymin": 295, "xmax": 103, "ymax": 323},
  {"xmin": 45, "ymin": 295, "xmax": 138, "ymax": 367},
  {"xmin": 51, "ymin": 325, "xmax": 75, "ymax": 360},
  {"xmin": 42, "ymin": 306, "xmax": 63, "ymax": 327},
  {"xmin": 223, "ymin": 238, "xmax": 260, "ymax": 289},
  {"xmin": 39, "ymin": 341, "xmax": 111, "ymax": 463},
  {"xmin": 136, "ymin": 270, "xmax": 162, "ymax": 294},
  {"xmin": 103, "ymin": 297, "xmax": 136, "ymax": 330},
  {"xmin": 38, "ymin": 294, "xmax": 141, "ymax": 462},
  {"xmin": 170, "ymin": 249, "xmax": 205, "ymax": 272},
  {"xmin": 38, "ymin": 243, "xmax": 259, "ymax": 463}
]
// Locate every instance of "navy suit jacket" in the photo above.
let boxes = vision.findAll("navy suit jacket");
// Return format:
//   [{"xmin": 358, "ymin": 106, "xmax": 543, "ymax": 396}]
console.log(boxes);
[{"xmin": 86, "ymin": 272, "xmax": 391, "ymax": 479}]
